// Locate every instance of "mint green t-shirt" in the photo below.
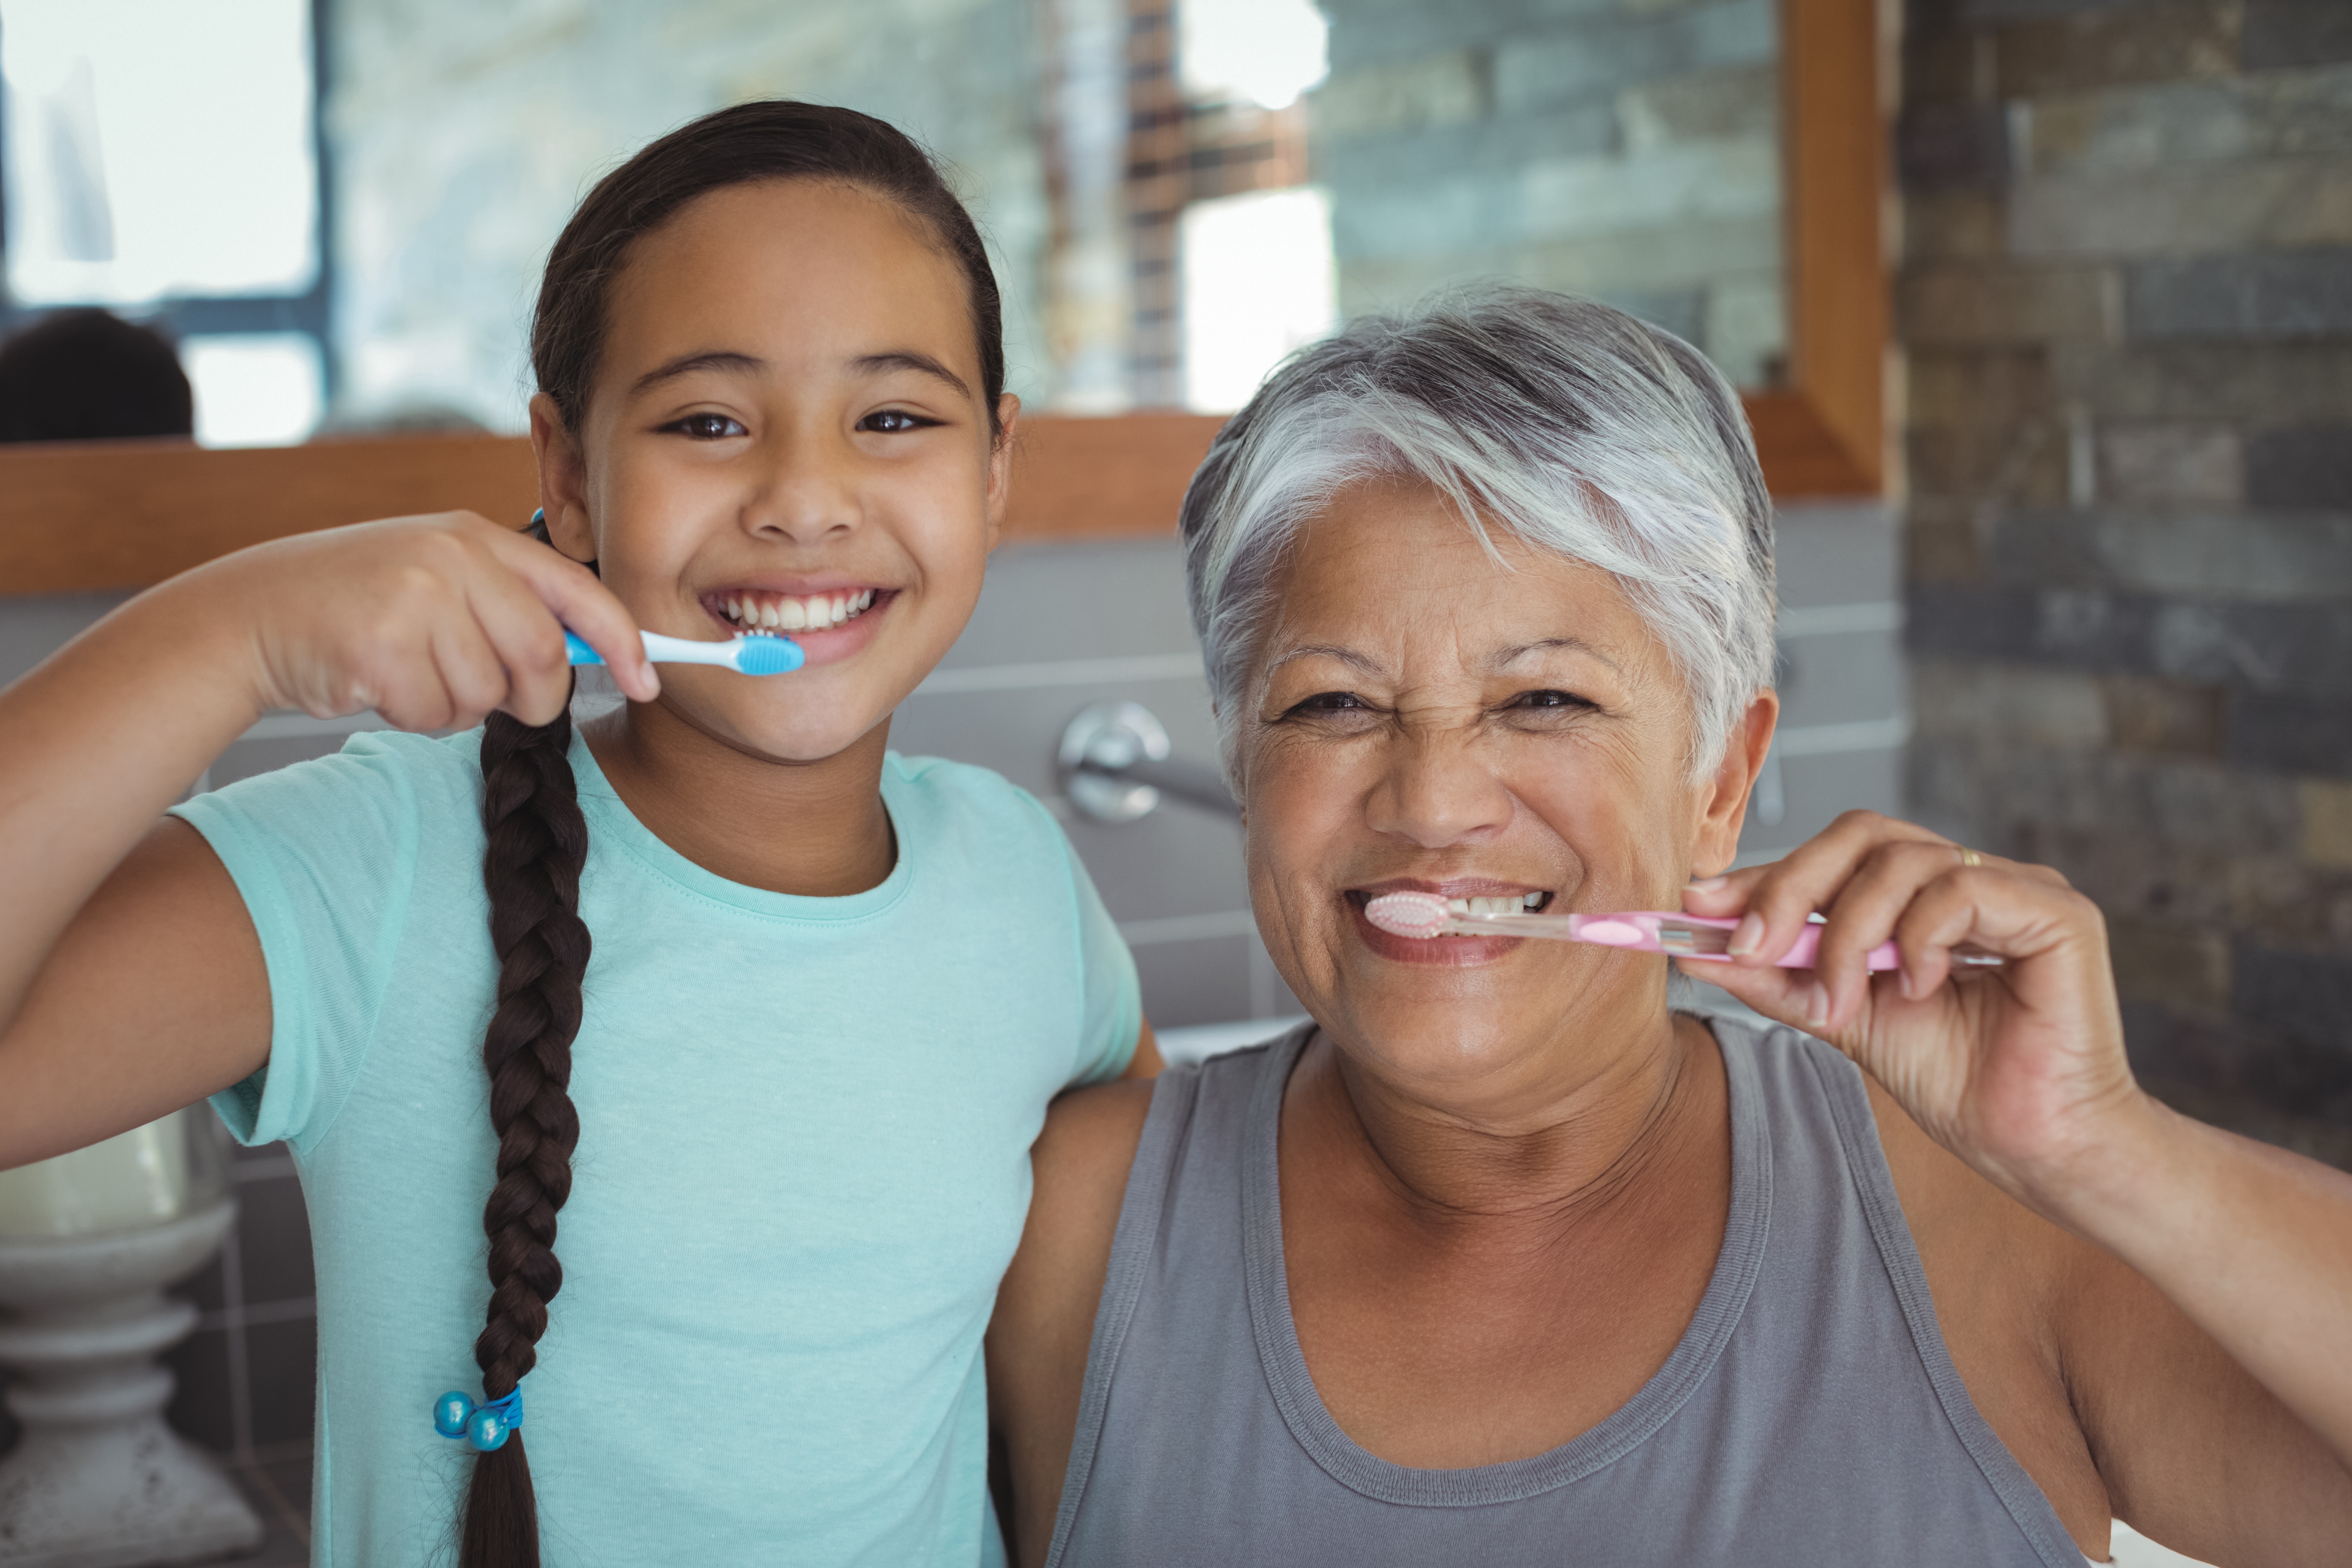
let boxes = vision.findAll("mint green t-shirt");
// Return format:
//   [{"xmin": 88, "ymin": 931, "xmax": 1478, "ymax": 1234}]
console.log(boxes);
[{"xmin": 170, "ymin": 728, "xmax": 1139, "ymax": 1566}]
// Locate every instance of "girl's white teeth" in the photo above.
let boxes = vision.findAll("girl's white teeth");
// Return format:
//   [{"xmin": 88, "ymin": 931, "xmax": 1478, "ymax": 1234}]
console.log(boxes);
[
  {"xmin": 1445, "ymin": 893, "xmax": 1546, "ymax": 917},
  {"xmin": 724, "ymin": 589, "xmax": 877, "ymax": 632}
]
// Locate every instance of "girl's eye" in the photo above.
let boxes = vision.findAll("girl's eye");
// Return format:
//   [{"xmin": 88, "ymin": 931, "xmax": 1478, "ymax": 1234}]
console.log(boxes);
[
  {"xmin": 668, "ymin": 413, "xmax": 747, "ymax": 440},
  {"xmin": 858, "ymin": 408, "xmax": 937, "ymax": 434}
]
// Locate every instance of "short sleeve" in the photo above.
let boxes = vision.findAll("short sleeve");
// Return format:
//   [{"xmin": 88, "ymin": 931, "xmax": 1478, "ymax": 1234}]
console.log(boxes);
[
  {"xmin": 1065, "ymin": 844, "xmax": 1142, "ymax": 1087},
  {"xmin": 168, "ymin": 732, "xmax": 437, "ymax": 1153}
]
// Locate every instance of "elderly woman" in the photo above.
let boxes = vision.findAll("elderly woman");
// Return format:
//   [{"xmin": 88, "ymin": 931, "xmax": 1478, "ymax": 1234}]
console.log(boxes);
[{"xmin": 985, "ymin": 292, "xmax": 2352, "ymax": 1567}]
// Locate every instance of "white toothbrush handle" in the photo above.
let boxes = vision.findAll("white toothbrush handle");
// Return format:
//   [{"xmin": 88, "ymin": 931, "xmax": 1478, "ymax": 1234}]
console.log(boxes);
[{"xmin": 638, "ymin": 631, "xmax": 740, "ymax": 671}]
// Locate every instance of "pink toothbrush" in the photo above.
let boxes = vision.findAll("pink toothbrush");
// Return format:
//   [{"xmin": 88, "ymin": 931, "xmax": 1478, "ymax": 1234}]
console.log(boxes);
[{"xmin": 1362, "ymin": 891, "xmax": 2002, "ymax": 971}]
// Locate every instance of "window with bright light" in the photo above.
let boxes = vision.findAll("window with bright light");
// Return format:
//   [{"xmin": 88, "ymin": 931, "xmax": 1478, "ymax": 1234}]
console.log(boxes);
[
  {"xmin": 1180, "ymin": 0, "xmax": 1328, "ymax": 111},
  {"xmin": 1182, "ymin": 187, "xmax": 1336, "ymax": 413},
  {"xmin": 0, "ymin": 0, "xmax": 327, "ymax": 445},
  {"xmin": 182, "ymin": 333, "xmax": 323, "ymax": 448}
]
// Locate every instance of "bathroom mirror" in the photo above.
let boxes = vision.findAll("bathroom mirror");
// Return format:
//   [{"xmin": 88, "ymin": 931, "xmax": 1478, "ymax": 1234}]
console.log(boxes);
[{"xmin": 0, "ymin": 0, "xmax": 1884, "ymax": 596}]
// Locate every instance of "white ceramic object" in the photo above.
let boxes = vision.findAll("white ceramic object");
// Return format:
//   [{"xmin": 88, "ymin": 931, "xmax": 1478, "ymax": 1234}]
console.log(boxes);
[{"xmin": 0, "ymin": 1197, "xmax": 263, "ymax": 1567}]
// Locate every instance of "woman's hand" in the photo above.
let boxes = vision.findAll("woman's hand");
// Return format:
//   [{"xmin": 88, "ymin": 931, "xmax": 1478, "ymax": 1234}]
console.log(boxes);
[
  {"xmin": 190, "ymin": 510, "xmax": 659, "ymax": 732},
  {"xmin": 1678, "ymin": 811, "xmax": 2140, "ymax": 1206}
]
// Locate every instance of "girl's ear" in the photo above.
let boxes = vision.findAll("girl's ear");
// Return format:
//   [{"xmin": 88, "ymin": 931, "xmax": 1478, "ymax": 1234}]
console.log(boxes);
[
  {"xmin": 528, "ymin": 392, "xmax": 597, "ymax": 564},
  {"xmin": 982, "ymin": 393, "xmax": 1021, "ymax": 552},
  {"xmin": 1691, "ymin": 690, "xmax": 1779, "ymax": 879}
]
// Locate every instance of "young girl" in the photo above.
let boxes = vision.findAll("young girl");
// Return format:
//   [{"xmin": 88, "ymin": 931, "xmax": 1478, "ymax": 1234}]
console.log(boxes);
[{"xmin": 0, "ymin": 103, "xmax": 1155, "ymax": 1566}]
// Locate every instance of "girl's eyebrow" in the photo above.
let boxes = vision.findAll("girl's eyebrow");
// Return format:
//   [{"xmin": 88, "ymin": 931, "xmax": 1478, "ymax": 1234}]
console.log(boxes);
[
  {"xmin": 628, "ymin": 348, "xmax": 972, "ymax": 401},
  {"xmin": 850, "ymin": 350, "xmax": 971, "ymax": 399},
  {"xmin": 631, "ymin": 349, "xmax": 763, "ymax": 396}
]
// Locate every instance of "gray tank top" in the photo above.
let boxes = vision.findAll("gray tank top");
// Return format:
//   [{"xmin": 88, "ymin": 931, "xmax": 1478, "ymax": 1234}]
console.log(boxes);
[{"xmin": 1046, "ymin": 1017, "xmax": 2087, "ymax": 1567}]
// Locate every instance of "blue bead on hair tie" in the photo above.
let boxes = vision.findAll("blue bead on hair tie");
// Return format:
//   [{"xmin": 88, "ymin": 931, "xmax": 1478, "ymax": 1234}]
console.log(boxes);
[{"xmin": 430, "ymin": 1385, "xmax": 525, "ymax": 1452}]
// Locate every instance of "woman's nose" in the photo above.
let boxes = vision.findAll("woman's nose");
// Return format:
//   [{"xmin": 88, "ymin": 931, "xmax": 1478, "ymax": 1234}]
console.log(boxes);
[
  {"xmin": 742, "ymin": 429, "xmax": 860, "ymax": 544},
  {"xmin": 1362, "ymin": 725, "xmax": 1514, "ymax": 849}
]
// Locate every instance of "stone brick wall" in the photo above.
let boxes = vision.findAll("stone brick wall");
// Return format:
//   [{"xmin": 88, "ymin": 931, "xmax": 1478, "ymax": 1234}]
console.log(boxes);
[
  {"xmin": 1898, "ymin": 0, "xmax": 2352, "ymax": 1158},
  {"xmin": 324, "ymin": 0, "xmax": 1054, "ymax": 428},
  {"xmin": 1309, "ymin": 0, "xmax": 1789, "ymax": 387}
]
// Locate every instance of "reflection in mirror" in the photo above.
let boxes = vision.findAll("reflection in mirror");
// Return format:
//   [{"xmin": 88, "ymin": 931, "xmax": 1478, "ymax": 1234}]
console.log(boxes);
[{"xmin": 1046, "ymin": 0, "xmax": 1786, "ymax": 414}]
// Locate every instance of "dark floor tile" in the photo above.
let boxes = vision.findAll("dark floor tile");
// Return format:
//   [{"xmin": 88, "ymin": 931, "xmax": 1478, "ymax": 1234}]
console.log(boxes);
[
  {"xmin": 244, "ymin": 1317, "xmax": 318, "ymax": 1450},
  {"xmin": 235, "ymin": 1175, "xmax": 316, "ymax": 1309},
  {"xmin": 254, "ymin": 1444, "xmax": 314, "ymax": 1524},
  {"xmin": 166, "ymin": 1326, "xmax": 237, "ymax": 1452},
  {"xmin": 188, "ymin": 1456, "xmax": 310, "ymax": 1567},
  {"xmin": 179, "ymin": 1249, "xmax": 229, "ymax": 1315}
]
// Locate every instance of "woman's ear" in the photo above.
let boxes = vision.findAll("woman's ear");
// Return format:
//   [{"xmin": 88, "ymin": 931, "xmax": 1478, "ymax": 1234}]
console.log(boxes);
[
  {"xmin": 1691, "ymin": 691, "xmax": 1779, "ymax": 877},
  {"xmin": 528, "ymin": 392, "xmax": 596, "ymax": 564}
]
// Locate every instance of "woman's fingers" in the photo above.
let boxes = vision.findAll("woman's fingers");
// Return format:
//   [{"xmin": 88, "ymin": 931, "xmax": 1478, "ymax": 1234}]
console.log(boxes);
[
  {"xmin": 1812, "ymin": 839, "xmax": 1988, "ymax": 1028},
  {"xmin": 1702, "ymin": 811, "xmax": 1955, "ymax": 971}
]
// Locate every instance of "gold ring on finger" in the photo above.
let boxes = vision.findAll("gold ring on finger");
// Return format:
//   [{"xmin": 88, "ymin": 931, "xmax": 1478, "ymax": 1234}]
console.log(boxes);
[{"xmin": 1956, "ymin": 846, "xmax": 1983, "ymax": 868}]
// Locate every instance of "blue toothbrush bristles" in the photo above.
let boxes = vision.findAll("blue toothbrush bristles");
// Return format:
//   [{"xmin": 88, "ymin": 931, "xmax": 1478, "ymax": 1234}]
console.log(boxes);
[{"xmin": 732, "ymin": 636, "xmax": 804, "ymax": 675}]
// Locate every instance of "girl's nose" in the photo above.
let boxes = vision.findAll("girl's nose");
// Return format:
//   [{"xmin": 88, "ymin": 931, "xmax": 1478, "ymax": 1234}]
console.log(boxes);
[
  {"xmin": 743, "ymin": 432, "xmax": 860, "ymax": 544},
  {"xmin": 1362, "ymin": 725, "xmax": 1513, "ymax": 849}
]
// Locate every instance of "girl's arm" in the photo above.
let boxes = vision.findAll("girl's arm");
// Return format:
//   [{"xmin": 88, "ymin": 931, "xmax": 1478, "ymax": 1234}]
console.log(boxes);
[
  {"xmin": 1685, "ymin": 815, "xmax": 2352, "ymax": 1563},
  {"xmin": 0, "ymin": 513, "xmax": 653, "ymax": 1166},
  {"xmin": 987, "ymin": 1080, "xmax": 1154, "ymax": 1567}
]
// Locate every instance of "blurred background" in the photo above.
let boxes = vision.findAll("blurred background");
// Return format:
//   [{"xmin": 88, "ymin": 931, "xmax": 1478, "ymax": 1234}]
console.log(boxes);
[{"xmin": 0, "ymin": 1, "xmax": 2342, "ymax": 1563}]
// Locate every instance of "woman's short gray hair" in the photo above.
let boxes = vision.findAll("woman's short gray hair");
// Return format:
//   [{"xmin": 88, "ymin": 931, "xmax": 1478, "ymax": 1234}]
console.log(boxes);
[{"xmin": 1179, "ymin": 286, "xmax": 1776, "ymax": 784}]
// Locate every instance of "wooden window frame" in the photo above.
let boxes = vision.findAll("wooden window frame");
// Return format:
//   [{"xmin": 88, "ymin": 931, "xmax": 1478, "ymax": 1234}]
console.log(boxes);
[{"xmin": 0, "ymin": 0, "xmax": 1882, "ymax": 597}]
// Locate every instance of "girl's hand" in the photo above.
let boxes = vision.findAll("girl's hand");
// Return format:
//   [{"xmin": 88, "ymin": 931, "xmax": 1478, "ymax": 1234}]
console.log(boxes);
[
  {"xmin": 1678, "ymin": 811, "xmax": 2140, "ymax": 1208},
  {"xmin": 189, "ymin": 511, "xmax": 659, "ymax": 731}
]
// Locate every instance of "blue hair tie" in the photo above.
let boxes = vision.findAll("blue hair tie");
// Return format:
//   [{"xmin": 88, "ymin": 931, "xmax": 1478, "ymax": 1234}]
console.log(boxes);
[{"xmin": 431, "ymin": 1384, "xmax": 525, "ymax": 1452}]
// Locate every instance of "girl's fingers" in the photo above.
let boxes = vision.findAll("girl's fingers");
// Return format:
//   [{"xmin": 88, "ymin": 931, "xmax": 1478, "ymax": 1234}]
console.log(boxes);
[
  {"xmin": 485, "ymin": 524, "xmax": 658, "ymax": 703},
  {"xmin": 459, "ymin": 542, "xmax": 585, "ymax": 728},
  {"xmin": 426, "ymin": 611, "xmax": 512, "ymax": 738}
]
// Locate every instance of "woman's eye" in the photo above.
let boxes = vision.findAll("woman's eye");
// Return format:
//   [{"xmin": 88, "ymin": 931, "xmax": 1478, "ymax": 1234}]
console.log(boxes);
[
  {"xmin": 669, "ymin": 413, "xmax": 747, "ymax": 440},
  {"xmin": 1282, "ymin": 691, "xmax": 1379, "ymax": 722},
  {"xmin": 858, "ymin": 408, "xmax": 936, "ymax": 434},
  {"xmin": 1502, "ymin": 689, "xmax": 1596, "ymax": 724}
]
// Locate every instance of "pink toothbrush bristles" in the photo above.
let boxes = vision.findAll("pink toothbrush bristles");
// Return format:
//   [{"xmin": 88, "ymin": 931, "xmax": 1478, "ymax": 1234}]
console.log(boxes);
[{"xmin": 1365, "ymin": 890, "xmax": 1452, "ymax": 938}]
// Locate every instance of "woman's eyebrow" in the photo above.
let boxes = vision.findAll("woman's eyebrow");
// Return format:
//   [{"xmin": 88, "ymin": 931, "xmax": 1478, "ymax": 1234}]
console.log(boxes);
[
  {"xmin": 850, "ymin": 350, "xmax": 972, "ymax": 400},
  {"xmin": 630, "ymin": 349, "xmax": 764, "ymax": 396},
  {"xmin": 1494, "ymin": 636, "xmax": 1619, "ymax": 673},
  {"xmin": 1268, "ymin": 643, "xmax": 1385, "ymax": 678}
]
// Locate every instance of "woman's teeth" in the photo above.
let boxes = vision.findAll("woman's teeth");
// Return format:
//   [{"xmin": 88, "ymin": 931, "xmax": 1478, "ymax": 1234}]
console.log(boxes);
[
  {"xmin": 720, "ymin": 589, "xmax": 876, "ymax": 633},
  {"xmin": 1448, "ymin": 893, "xmax": 1548, "ymax": 917}
]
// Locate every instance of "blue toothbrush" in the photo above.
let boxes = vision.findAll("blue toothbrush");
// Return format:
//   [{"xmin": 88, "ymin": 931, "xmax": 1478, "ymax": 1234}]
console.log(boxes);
[{"xmin": 565, "ymin": 629, "xmax": 804, "ymax": 676}]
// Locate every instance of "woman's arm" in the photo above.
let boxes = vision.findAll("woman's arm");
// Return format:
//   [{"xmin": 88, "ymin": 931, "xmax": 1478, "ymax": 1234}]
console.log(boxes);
[
  {"xmin": 0, "ymin": 513, "xmax": 651, "ymax": 1166},
  {"xmin": 1685, "ymin": 813, "xmax": 2352, "ymax": 1563}
]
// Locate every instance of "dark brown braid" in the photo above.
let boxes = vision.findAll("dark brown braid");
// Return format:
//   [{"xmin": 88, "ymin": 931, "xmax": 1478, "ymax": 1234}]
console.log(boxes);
[{"xmin": 463, "ymin": 703, "xmax": 588, "ymax": 1568}]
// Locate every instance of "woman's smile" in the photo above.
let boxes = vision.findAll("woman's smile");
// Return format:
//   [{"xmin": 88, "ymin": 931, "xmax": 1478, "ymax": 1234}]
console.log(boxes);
[{"xmin": 1344, "ymin": 880, "xmax": 1555, "ymax": 965}]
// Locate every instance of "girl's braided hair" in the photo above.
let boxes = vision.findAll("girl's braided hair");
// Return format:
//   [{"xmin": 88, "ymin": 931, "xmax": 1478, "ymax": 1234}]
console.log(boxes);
[{"xmin": 462, "ymin": 100, "xmax": 1005, "ymax": 1567}]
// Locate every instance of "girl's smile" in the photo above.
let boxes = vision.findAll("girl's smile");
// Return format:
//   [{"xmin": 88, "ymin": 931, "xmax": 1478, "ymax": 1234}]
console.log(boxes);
[{"xmin": 702, "ymin": 583, "xmax": 897, "ymax": 667}]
